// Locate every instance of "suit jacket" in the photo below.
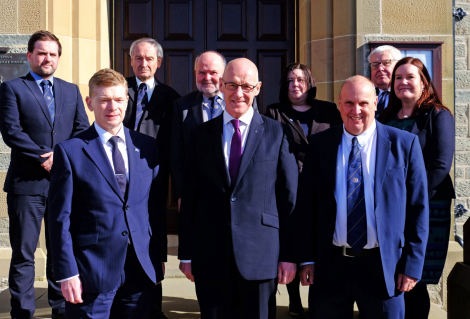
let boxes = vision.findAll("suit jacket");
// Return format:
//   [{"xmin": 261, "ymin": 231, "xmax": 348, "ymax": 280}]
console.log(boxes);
[
  {"xmin": 408, "ymin": 107, "xmax": 455, "ymax": 200},
  {"xmin": 265, "ymin": 101, "xmax": 342, "ymax": 171},
  {"xmin": 297, "ymin": 122, "xmax": 429, "ymax": 297},
  {"xmin": 170, "ymin": 90, "xmax": 259, "ymax": 199},
  {"xmin": 178, "ymin": 112, "xmax": 298, "ymax": 282},
  {"xmin": 0, "ymin": 73, "xmax": 89, "ymax": 195},
  {"xmin": 48, "ymin": 126, "xmax": 166, "ymax": 293}
]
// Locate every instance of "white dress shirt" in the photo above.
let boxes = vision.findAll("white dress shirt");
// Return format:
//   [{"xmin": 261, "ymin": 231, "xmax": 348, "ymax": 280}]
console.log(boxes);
[
  {"xmin": 333, "ymin": 121, "xmax": 378, "ymax": 248},
  {"xmin": 180, "ymin": 107, "xmax": 254, "ymax": 264},
  {"xmin": 57, "ymin": 122, "xmax": 129, "ymax": 282},
  {"xmin": 202, "ymin": 93, "xmax": 225, "ymax": 122},
  {"xmin": 136, "ymin": 76, "xmax": 156, "ymax": 101}
]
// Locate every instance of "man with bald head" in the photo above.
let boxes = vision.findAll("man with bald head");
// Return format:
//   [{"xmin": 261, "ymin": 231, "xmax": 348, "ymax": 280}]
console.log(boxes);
[
  {"xmin": 178, "ymin": 58, "xmax": 298, "ymax": 318},
  {"xmin": 296, "ymin": 76, "xmax": 428, "ymax": 318},
  {"xmin": 170, "ymin": 52, "xmax": 258, "ymax": 210}
]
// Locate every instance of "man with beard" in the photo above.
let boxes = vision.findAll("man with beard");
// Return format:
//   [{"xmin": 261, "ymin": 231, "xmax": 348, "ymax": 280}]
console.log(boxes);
[
  {"xmin": 0, "ymin": 30, "xmax": 89, "ymax": 319},
  {"xmin": 170, "ymin": 51, "xmax": 258, "ymax": 211},
  {"xmin": 368, "ymin": 45, "xmax": 402, "ymax": 119}
]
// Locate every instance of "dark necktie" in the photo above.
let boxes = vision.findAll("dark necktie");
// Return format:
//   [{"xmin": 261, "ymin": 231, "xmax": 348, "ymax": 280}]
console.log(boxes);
[
  {"xmin": 135, "ymin": 83, "xmax": 148, "ymax": 130},
  {"xmin": 229, "ymin": 119, "xmax": 242, "ymax": 186},
  {"xmin": 109, "ymin": 136, "xmax": 127, "ymax": 196},
  {"xmin": 346, "ymin": 137, "xmax": 367, "ymax": 252},
  {"xmin": 376, "ymin": 91, "xmax": 389, "ymax": 117},
  {"xmin": 209, "ymin": 96, "xmax": 223, "ymax": 120},
  {"xmin": 40, "ymin": 80, "xmax": 55, "ymax": 124}
]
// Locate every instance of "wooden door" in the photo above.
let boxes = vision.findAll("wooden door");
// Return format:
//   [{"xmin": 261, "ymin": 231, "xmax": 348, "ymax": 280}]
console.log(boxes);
[{"xmin": 114, "ymin": 0, "xmax": 296, "ymax": 233}]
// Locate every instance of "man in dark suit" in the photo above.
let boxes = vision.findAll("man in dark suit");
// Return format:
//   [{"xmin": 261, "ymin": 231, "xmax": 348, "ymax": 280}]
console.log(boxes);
[
  {"xmin": 0, "ymin": 30, "xmax": 89, "ymax": 319},
  {"xmin": 297, "ymin": 76, "xmax": 429, "ymax": 318},
  {"xmin": 178, "ymin": 58, "xmax": 298, "ymax": 318},
  {"xmin": 170, "ymin": 51, "xmax": 259, "ymax": 211},
  {"xmin": 122, "ymin": 38, "xmax": 180, "ymax": 319},
  {"xmin": 48, "ymin": 69, "xmax": 166, "ymax": 319},
  {"xmin": 368, "ymin": 45, "xmax": 402, "ymax": 119}
]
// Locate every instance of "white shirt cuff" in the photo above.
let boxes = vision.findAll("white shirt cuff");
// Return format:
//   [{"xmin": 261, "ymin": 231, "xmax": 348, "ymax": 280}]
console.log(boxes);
[
  {"xmin": 180, "ymin": 260, "xmax": 191, "ymax": 263},
  {"xmin": 56, "ymin": 274, "xmax": 79, "ymax": 283},
  {"xmin": 300, "ymin": 262, "xmax": 315, "ymax": 266}
]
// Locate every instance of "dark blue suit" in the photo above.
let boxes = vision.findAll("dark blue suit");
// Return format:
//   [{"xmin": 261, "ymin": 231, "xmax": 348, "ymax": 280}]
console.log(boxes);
[
  {"xmin": 0, "ymin": 72, "xmax": 89, "ymax": 318},
  {"xmin": 178, "ymin": 112, "xmax": 298, "ymax": 318},
  {"xmin": 48, "ymin": 125, "xmax": 166, "ymax": 318},
  {"xmin": 297, "ymin": 122, "xmax": 429, "ymax": 318}
]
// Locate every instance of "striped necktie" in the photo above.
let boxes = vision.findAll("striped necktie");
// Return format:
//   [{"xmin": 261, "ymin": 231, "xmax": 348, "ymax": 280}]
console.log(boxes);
[
  {"xmin": 135, "ymin": 83, "xmax": 148, "ymax": 130},
  {"xmin": 376, "ymin": 91, "xmax": 389, "ymax": 118},
  {"xmin": 41, "ymin": 80, "xmax": 55, "ymax": 124},
  {"xmin": 209, "ymin": 96, "xmax": 223, "ymax": 120},
  {"xmin": 109, "ymin": 136, "xmax": 127, "ymax": 197},
  {"xmin": 346, "ymin": 137, "xmax": 368, "ymax": 252}
]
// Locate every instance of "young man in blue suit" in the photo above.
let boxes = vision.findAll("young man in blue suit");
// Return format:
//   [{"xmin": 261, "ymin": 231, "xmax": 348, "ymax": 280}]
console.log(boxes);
[
  {"xmin": 0, "ymin": 30, "xmax": 89, "ymax": 319},
  {"xmin": 297, "ymin": 76, "xmax": 429, "ymax": 319},
  {"xmin": 178, "ymin": 58, "xmax": 298, "ymax": 319},
  {"xmin": 48, "ymin": 69, "xmax": 166, "ymax": 319}
]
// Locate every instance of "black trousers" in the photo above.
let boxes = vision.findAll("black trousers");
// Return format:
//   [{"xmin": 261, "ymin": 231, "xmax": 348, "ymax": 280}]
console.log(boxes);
[
  {"xmin": 7, "ymin": 194, "xmax": 64, "ymax": 319},
  {"xmin": 309, "ymin": 249, "xmax": 404, "ymax": 319},
  {"xmin": 404, "ymin": 282, "xmax": 430, "ymax": 319}
]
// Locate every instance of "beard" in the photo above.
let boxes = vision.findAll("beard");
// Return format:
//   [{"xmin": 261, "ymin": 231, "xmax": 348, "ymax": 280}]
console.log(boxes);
[
  {"xmin": 32, "ymin": 65, "xmax": 57, "ymax": 78},
  {"xmin": 197, "ymin": 81, "xmax": 220, "ymax": 96}
]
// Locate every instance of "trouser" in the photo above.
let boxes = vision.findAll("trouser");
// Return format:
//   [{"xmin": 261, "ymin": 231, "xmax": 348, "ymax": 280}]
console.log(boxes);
[
  {"xmin": 7, "ymin": 193, "xmax": 64, "ymax": 319},
  {"xmin": 404, "ymin": 282, "xmax": 430, "ymax": 319}
]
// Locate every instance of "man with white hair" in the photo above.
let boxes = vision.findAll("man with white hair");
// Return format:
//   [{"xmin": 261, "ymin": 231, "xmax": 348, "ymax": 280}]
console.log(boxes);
[
  {"xmin": 368, "ymin": 45, "xmax": 402, "ymax": 118},
  {"xmin": 123, "ymin": 37, "xmax": 180, "ymax": 319}
]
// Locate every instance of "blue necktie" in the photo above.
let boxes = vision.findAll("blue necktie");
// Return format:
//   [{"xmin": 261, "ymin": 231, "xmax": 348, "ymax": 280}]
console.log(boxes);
[
  {"xmin": 41, "ymin": 80, "xmax": 55, "ymax": 124},
  {"xmin": 376, "ymin": 91, "xmax": 389, "ymax": 116},
  {"xmin": 109, "ymin": 136, "xmax": 127, "ymax": 197},
  {"xmin": 209, "ymin": 96, "xmax": 223, "ymax": 120},
  {"xmin": 135, "ymin": 83, "xmax": 148, "ymax": 130},
  {"xmin": 346, "ymin": 137, "xmax": 368, "ymax": 252}
]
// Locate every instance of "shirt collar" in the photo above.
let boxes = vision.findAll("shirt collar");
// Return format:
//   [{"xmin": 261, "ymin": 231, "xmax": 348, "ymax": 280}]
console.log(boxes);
[
  {"xmin": 202, "ymin": 93, "xmax": 224, "ymax": 104},
  {"xmin": 94, "ymin": 122, "xmax": 126, "ymax": 145},
  {"xmin": 30, "ymin": 71, "xmax": 54, "ymax": 86},
  {"xmin": 135, "ymin": 76, "xmax": 155, "ymax": 90},
  {"xmin": 223, "ymin": 106, "xmax": 254, "ymax": 127},
  {"xmin": 343, "ymin": 120, "xmax": 376, "ymax": 148},
  {"xmin": 378, "ymin": 88, "xmax": 390, "ymax": 95}
]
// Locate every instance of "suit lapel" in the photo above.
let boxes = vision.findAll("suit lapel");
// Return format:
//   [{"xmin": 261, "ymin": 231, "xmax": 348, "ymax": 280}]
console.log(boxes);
[
  {"xmin": 83, "ymin": 126, "xmax": 125, "ymax": 202},
  {"xmin": 23, "ymin": 75, "xmax": 53, "ymax": 128},
  {"xmin": 192, "ymin": 93, "xmax": 204, "ymax": 125},
  {"xmin": 53, "ymin": 79, "xmax": 62, "ymax": 127},
  {"xmin": 210, "ymin": 116, "xmax": 230, "ymax": 187},
  {"xmin": 145, "ymin": 80, "xmax": 164, "ymax": 115},
  {"xmin": 280, "ymin": 110, "xmax": 308, "ymax": 144},
  {"xmin": 125, "ymin": 128, "xmax": 140, "ymax": 202},
  {"xmin": 127, "ymin": 77, "xmax": 136, "ymax": 105},
  {"xmin": 374, "ymin": 122, "xmax": 391, "ymax": 210},
  {"xmin": 234, "ymin": 112, "xmax": 264, "ymax": 187},
  {"xmin": 324, "ymin": 125, "xmax": 343, "ymax": 195}
]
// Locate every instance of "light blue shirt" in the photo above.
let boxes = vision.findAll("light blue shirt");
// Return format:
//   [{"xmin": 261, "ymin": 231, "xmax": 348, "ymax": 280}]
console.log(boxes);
[
  {"xmin": 30, "ymin": 71, "xmax": 54, "ymax": 97},
  {"xmin": 202, "ymin": 93, "xmax": 225, "ymax": 122}
]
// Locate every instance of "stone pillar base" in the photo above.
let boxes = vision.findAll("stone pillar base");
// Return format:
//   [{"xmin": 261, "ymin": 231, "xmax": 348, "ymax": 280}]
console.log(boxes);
[{"xmin": 447, "ymin": 262, "xmax": 470, "ymax": 319}]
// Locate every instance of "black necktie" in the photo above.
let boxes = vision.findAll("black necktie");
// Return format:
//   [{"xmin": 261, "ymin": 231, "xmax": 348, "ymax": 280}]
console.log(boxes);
[
  {"xmin": 135, "ymin": 83, "xmax": 148, "ymax": 130},
  {"xmin": 109, "ymin": 136, "xmax": 127, "ymax": 196}
]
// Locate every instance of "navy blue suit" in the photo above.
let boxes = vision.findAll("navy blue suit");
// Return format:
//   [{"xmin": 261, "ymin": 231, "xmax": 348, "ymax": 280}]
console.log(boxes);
[
  {"xmin": 0, "ymin": 72, "xmax": 89, "ymax": 318},
  {"xmin": 48, "ymin": 125, "xmax": 166, "ymax": 318},
  {"xmin": 297, "ymin": 122, "xmax": 429, "ymax": 318},
  {"xmin": 178, "ymin": 112, "xmax": 298, "ymax": 318}
]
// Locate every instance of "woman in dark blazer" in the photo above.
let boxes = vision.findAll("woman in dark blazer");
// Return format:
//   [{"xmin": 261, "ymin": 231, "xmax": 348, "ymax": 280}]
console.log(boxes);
[
  {"xmin": 379, "ymin": 57, "xmax": 455, "ymax": 319},
  {"xmin": 265, "ymin": 63, "xmax": 342, "ymax": 318}
]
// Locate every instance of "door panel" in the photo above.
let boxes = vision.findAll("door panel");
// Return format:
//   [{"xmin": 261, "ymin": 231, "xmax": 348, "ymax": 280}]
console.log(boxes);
[{"xmin": 114, "ymin": 0, "xmax": 295, "ymax": 233}]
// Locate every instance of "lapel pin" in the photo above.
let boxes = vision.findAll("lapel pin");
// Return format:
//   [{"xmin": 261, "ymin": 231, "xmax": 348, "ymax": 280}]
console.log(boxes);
[
  {"xmin": 289, "ymin": 119, "xmax": 293, "ymax": 122},
  {"xmin": 135, "ymin": 148, "xmax": 140, "ymax": 152},
  {"xmin": 255, "ymin": 130, "xmax": 258, "ymax": 133}
]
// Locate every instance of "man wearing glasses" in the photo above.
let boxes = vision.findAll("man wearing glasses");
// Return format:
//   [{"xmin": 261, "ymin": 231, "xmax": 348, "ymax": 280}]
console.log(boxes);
[
  {"xmin": 178, "ymin": 58, "xmax": 298, "ymax": 318},
  {"xmin": 368, "ymin": 45, "xmax": 402, "ymax": 118}
]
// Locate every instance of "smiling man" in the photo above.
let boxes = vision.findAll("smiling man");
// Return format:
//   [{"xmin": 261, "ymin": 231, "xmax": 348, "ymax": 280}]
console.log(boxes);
[
  {"xmin": 0, "ymin": 30, "xmax": 89, "ymax": 319},
  {"xmin": 178, "ymin": 58, "xmax": 298, "ymax": 318},
  {"xmin": 48, "ymin": 69, "xmax": 166, "ymax": 319},
  {"xmin": 296, "ymin": 75, "xmax": 429, "ymax": 319},
  {"xmin": 368, "ymin": 45, "xmax": 402, "ymax": 118}
]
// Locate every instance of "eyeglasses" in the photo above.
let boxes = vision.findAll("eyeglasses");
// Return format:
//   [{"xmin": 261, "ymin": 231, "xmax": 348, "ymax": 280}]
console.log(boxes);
[
  {"xmin": 221, "ymin": 80, "xmax": 259, "ymax": 93},
  {"xmin": 370, "ymin": 59, "xmax": 397, "ymax": 70}
]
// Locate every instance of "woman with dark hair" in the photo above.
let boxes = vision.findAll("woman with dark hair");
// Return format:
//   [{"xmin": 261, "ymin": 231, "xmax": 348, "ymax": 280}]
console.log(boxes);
[
  {"xmin": 379, "ymin": 57, "xmax": 455, "ymax": 319},
  {"xmin": 265, "ymin": 63, "xmax": 342, "ymax": 318}
]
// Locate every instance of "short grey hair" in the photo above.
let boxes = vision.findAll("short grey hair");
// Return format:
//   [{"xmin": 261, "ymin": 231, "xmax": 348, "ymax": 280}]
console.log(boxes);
[
  {"xmin": 339, "ymin": 75, "xmax": 376, "ymax": 98},
  {"xmin": 129, "ymin": 38, "xmax": 163, "ymax": 59},
  {"xmin": 194, "ymin": 51, "xmax": 227, "ymax": 71},
  {"xmin": 368, "ymin": 45, "xmax": 402, "ymax": 63}
]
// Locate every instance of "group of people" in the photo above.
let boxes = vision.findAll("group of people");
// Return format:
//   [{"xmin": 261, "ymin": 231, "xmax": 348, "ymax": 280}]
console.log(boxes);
[{"xmin": 0, "ymin": 29, "xmax": 454, "ymax": 319}]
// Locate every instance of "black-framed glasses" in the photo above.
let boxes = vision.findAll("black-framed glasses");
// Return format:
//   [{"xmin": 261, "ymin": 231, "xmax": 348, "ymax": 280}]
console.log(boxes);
[
  {"xmin": 370, "ymin": 59, "xmax": 396, "ymax": 70},
  {"xmin": 221, "ymin": 80, "xmax": 259, "ymax": 93}
]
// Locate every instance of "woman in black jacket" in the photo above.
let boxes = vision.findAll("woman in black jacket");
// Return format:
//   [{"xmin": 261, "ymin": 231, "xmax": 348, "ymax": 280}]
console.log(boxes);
[
  {"xmin": 379, "ymin": 57, "xmax": 455, "ymax": 319},
  {"xmin": 265, "ymin": 63, "xmax": 342, "ymax": 318}
]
